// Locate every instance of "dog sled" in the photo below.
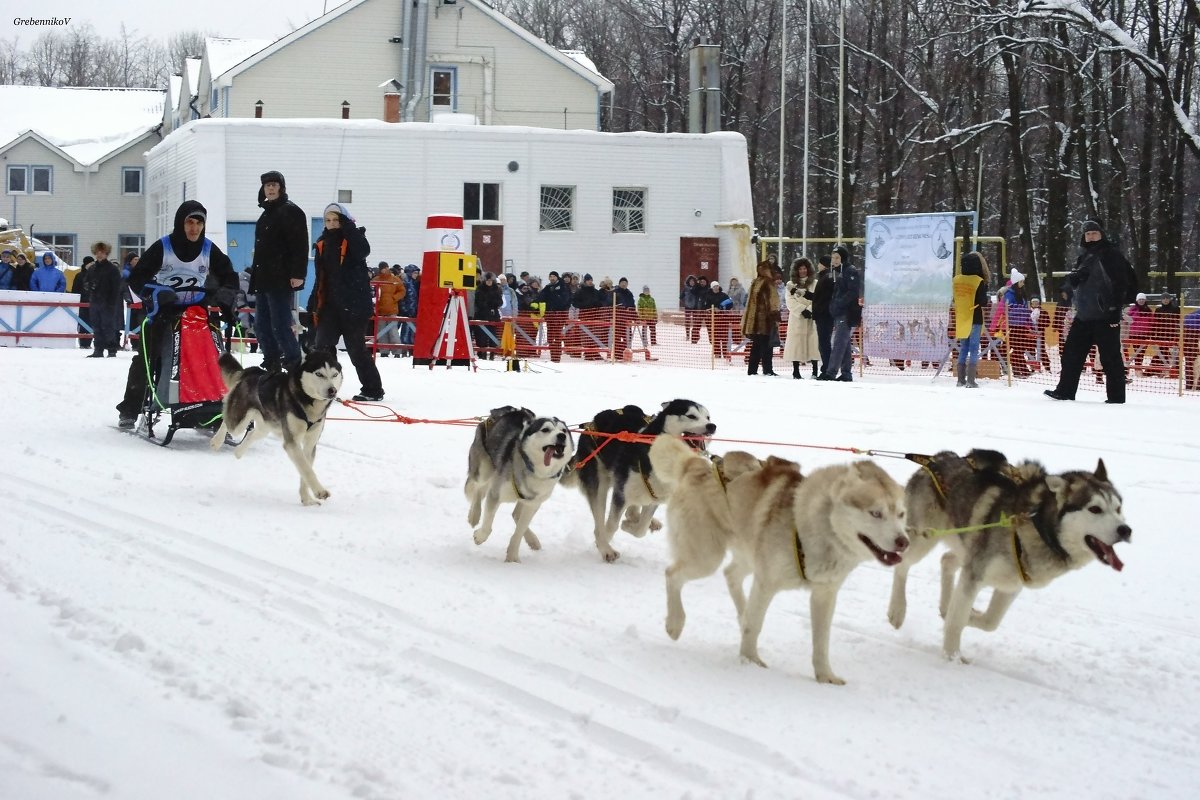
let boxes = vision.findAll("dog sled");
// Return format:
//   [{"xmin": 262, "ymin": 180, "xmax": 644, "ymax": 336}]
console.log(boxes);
[{"xmin": 132, "ymin": 290, "xmax": 229, "ymax": 446}]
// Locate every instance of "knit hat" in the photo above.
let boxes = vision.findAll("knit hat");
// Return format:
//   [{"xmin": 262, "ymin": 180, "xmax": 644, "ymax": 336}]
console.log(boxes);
[
  {"xmin": 81, "ymin": 256, "xmax": 95, "ymax": 266},
  {"xmin": 583, "ymin": 273, "xmax": 593, "ymax": 281},
  {"xmin": 185, "ymin": 209, "xmax": 206, "ymax": 223},
  {"xmin": 1010, "ymin": 268, "xmax": 1025, "ymax": 284},
  {"xmin": 1135, "ymin": 292, "xmax": 1147, "ymax": 302},
  {"xmin": 619, "ymin": 277, "xmax": 628, "ymax": 284},
  {"xmin": 1082, "ymin": 220, "xmax": 1103, "ymax": 234},
  {"xmin": 548, "ymin": 270, "xmax": 560, "ymax": 279},
  {"xmin": 642, "ymin": 285, "xmax": 650, "ymax": 292},
  {"xmin": 323, "ymin": 202, "xmax": 355, "ymax": 224},
  {"xmin": 833, "ymin": 245, "xmax": 850, "ymax": 263},
  {"xmin": 404, "ymin": 264, "xmax": 419, "ymax": 274}
]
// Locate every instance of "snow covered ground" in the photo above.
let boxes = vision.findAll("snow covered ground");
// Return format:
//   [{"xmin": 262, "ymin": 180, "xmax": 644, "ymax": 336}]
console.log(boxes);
[{"xmin": 2, "ymin": 345, "xmax": 1197, "ymax": 799}]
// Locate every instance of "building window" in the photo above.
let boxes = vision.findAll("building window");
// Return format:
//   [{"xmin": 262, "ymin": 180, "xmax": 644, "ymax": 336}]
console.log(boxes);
[
  {"xmin": 40, "ymin": 233, "xmax": 76, "ymax": 265},
  {"xmin": 211, "ymin": 88, "xmax": 219, "ymax": 112},
  {"xmin": 31, "ymin": 166, "xmax": 52, "ymax": 194},
  {"xmin": 430, "ymin": 67, "xmax": 456, "ymax": 110},
  {"xmin": 118, "ymin": 234, "xmax": 146, "ymax": 263},
  {"xmin": 612, "ymin": 188, "xmax": 646, "ymax": 233},
  {"xmin": 5, "ymin": 165, "xmax": 53, "ymax": 194},
  {"xmin": 539, "ymin": 186, "xmax": 574, "ymax": 231},
  {"xmin": 122, "ymin": 167, "xmax": 143, "ymax": 196},
  {"xmin": 463, "ymin": 182, "xmax": 500, "ymax": 221},
  {"xmin": 6, "ymin": 165, "xmax": 26, "ymax": 194}
]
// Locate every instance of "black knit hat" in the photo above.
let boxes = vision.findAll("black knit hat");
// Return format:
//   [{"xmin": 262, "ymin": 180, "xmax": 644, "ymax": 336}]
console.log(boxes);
[
  {"xmin": 1082, "ymin": 220, "xmax": 1103, "ymax": 234},
  {"xmin": 583, "ymin": 273, "xmax": 593, "ymax": 281}
]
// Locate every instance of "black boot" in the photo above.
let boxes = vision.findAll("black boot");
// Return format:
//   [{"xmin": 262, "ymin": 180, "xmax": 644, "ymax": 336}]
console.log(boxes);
[
  {"xmin": 956, "ymin": 363, "xmax": 966, "ymax": 387},
  {"xmin": 792, "ymin": 361, "xmax": 802, "ymax": 379},
  {"xmin": 811, "ymin": 361, "xmax": 819, "ymax": 377}
]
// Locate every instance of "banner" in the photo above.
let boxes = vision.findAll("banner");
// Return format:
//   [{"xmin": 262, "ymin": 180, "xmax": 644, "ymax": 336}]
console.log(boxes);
[{"xmin": 862, "ymin": 213, "xmax": 955, "ymax": 361}]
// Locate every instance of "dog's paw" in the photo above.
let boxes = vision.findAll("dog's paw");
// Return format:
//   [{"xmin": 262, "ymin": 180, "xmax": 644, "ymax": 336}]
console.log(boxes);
[
  {"xmin": 739, "ymin": 651, "xmax": 768, "ymax": 668},
  {"xmin": 472, "ymin": 528, "xmax": 492, "ymax": 545},
  {"xmin": 665, "ymin": 615, "xmax": 684, "ymax": 640},
  {"xmin": 649, "ymin": 518, "xmax": 663, "ymax": 532},
  {"xmin": 943, "ymin": 649, "xmax": 971, "ymax": 665},
  {"xmin": 523, "ymin": 531, "xmax": 542, "ymax": 551},
  {"xmin": 600, "ymin": 547, "xmax": 621, "ymax": 563},
  {"xmin": 301, "ymin": 496, "xmax": 321, "ymax": 507},
  {"xmin": 815, "ymin": 672, "xmax": 846, "ymax": 686},
  {"xmin": 887, "ymin": 604, "xmax": 906, "ymax": 630},
  {"xmin": 504, "ymin": 552, "xmax": 522, "ymax": 564},
  {"xmin": 208, "ymin": 435, "xmax": 224, "ymax": 451},
  {"xmin": 314, "ymin": 489, "xmax": 331, "ymax": 501}
]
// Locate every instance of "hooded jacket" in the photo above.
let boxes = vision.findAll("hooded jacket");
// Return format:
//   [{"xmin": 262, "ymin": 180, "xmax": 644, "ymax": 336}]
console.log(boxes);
[
  {"xmin": 251, "ymin": 171, "xmax": 310, "ymax": 293},
  {"xmin": 1069, "ymin": 230, "xmax": 1136, "ymax": 323},
  {"xmin": 30, "ymin": 253, "xmax": 67, "ymax": 292},
  {"xmin": 127, "ymin": 199, "xmax": 238, "ymax": 311},
  {"xmin": 829, "ymin": 249, "xmax": 863, "ymax": 326},
  {"xmin": 312, "ymin": 204, "xmax": 374, "ymax": 320}
]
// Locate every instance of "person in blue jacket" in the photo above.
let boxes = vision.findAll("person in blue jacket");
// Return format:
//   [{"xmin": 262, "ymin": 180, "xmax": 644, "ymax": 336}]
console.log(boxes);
[
  {"xmin": 311, "ymin": 202, "xmax": 384, "ymax": 402},
  {"xmin": 0, "ymin": 249, "xmax": 15, "ymax": 289},
  {"xmin": 30, "ymin": 252, "xmax": 67, "ymax": 292}
]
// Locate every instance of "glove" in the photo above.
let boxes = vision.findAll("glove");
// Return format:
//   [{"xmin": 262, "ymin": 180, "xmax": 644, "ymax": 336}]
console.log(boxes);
[
  {"xmin": 789, "ymin": 286, "xmax": 800, "ymax": 296},
  {"xmin": 144, "ymin": 287, "xmax": 178, "ymax": 309},
  {"xmin": 801, "ymin": 309, "xmax": 812, "ymax": 319},
  {"xmin": 1067, "ymin": 269, "xmax": 1086, "ymax": 287},
  {"xmin": 803, "ymin": 290, "xmax": 814, "ymax": 300},
  {"xmin": 213, "ymin": 287, "xmax": 236, "ymax": 309}
]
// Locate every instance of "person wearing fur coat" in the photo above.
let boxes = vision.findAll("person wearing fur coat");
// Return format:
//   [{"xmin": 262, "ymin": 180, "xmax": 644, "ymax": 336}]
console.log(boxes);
[
  {"xmin": 742, "ymin": 259, "xmax": 781, "ymax": 376},
  {"xmin": 783, "ymin": 258, "xmax": 820, "ymax": 378}
]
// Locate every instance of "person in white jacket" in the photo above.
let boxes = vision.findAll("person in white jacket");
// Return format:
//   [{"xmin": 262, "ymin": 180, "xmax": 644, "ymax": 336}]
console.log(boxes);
[{"xmin": 783, "ymin": 258, "xmax": 820, "ymax": 379}]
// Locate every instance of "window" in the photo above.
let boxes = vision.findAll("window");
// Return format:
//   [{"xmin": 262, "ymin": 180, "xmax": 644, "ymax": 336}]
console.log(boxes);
[
  {"xmin": 41, "ymin": 234, "xmax": 76, "ymax": 266},
  {"xmin": 122, "ymin": 167, "xmax": 143, "ymax": 196},
  {"xmin": 463, "ymin": 182, "xmax": 500, "ymax": 221},
  {"xmin": 6, "ymin": 165, "xmax": 53, "ymax": 194},
  {"xmin": 118, "ymin": 234, "xmax": 146, "ymax": 262},
  {"xmin": 6, "ymin": 166, "xmax": 26, "ymax": 194},
  {"xmin": 612, "ymin": 188, "xmax": 646, "ymax": 233},
  {"xmin": 211, "ymin": 88, "xmax": 219, "ymax": 112},
  {"xmin": 539, "ymin": 186, "xmax": 574, "ymax": 231},
  {"xmin": 430, "ymin": 67, "xmax": 456, "ymax": 110},
  {"xmin": 31, "ymin": 166, "xmax": 52, "ymax": 194}
]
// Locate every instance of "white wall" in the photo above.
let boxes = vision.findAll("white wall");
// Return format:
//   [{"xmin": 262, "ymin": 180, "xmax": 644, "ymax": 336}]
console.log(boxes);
[{"xmin": 146, "ymin": 120, "xmax": 754, "ymax": 305}]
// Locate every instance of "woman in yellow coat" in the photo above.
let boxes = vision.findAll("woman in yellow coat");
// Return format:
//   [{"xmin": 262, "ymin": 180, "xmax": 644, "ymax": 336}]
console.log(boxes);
[{"xmin": 951, "ymin": 251, "xmax": 990, "ymax": 387}]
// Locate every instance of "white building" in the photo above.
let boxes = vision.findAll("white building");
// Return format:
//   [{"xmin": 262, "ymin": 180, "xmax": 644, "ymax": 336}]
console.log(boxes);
[
  {"xmin": 0, "ymin": 85, "xmax": 164, "ymax": 265},
  {"xmin": 144, "ymin": 118, "xmax": 755, "ymax": 306}
]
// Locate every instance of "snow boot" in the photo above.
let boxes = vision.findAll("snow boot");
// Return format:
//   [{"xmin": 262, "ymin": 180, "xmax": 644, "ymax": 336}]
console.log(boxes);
[
  {"xmin": 965, "ymin": 363, "xmax": 979, "ymax": 388},
  {"xmin": 792, "ymin": 361, "xmax": 802, "ymax": 379},
  {"xmin": 956, "ymin": 363, "xmax": 966, "ymax": 387}
]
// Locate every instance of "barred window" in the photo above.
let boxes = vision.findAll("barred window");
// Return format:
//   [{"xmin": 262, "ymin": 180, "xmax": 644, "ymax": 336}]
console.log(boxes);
[
  {"xmin": 539, "ymin": 185, "xmax": 574, "ymax": 231},
  {"xmin": 612, "ymin": 188, "xmax": 646, "ymax": 233}
]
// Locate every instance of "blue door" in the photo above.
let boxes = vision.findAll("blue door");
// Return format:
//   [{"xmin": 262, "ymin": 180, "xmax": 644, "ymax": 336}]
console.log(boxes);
[
  {"xmin": 305, "ymin": 218, "xmax": 323, "ymax": 311},
  {"xmin": 227, "ymin": 220, "xmax": 317, "ymax": 310}
]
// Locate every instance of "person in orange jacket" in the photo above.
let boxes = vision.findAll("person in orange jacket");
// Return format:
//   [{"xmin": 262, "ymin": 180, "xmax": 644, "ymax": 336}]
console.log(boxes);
[{"xmin": 373, "ymin": 261, "xmax": 406, "ymax": 356}]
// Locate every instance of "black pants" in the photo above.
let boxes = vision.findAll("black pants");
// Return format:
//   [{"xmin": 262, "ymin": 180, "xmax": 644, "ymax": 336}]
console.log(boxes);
[
  {"xmin": 815, "ymin": 316, "xmax": 833, "ymax": 372},
  {"xmin": 747, "ymin": 334, "xmax": 773, "ymax": 375},
  {"xmin": 91, "ymin": 302, "xmax": 123, "ymax": 354},
  {"xmin": 1054, "ymin": 319, "xmax": 1126, "ymax": 402},
  {"xmin": 314, "ymin": 307, "xmax": 383, "ymax": 396},
  {"xmin": 116, "ymin": 318, "xmax": 165, "ymax": 416}
]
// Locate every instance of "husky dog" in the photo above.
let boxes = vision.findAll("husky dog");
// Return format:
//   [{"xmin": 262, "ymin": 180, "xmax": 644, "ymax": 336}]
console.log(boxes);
[
  {"xmin": 889, "ymin": 449, "xmax": 1131, "ymax": 662},
  {"xmin": 649, "ymin": 435, "xmax": 909, "ymax": 684},
  {"xmin": 562, "ymin": 400, "xmax": 715, "ymax": 562},
  {"xmin": 465, "ymin": 406, "xmax": 573, "ymax": 562},
  {"xmin": 209, "ymin": 350, "xmax": 343, "ymax": 506}
]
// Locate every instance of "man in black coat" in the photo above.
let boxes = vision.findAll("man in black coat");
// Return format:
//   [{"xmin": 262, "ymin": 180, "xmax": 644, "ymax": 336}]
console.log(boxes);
[
  {"xmin": 818, "ymin": 246, "xmax": 862, "ymax": 381},
  {"xmin": 251, "ymin": 170, "xmax": 309, "ymax": 372},
  {"xmin": 86, "ymin": 243, "xmax": 124, "ymax": 358},
  {"xmin": 536, "ymin": 270, "xmax": 572, "ymax": 362},
  {"xmin": 1045, "ymin": 220, "xmax": 1137, "ymax": 404},
  {"xmin": 115, "ymin": 200, "xmax": 238, "ymax": 427},
  {"xmin": 811, "ymin": 255, "xmax": 836, "ymax": 372}
]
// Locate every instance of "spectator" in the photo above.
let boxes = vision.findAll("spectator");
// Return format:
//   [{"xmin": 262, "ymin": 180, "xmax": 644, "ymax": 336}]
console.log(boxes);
[
  {"xmin": 12, "ymin": 252, "xmax": 34, "ymax": 290},
  {"xmin": 0, "ymin": 249, "xmax": 14, "ymax": 289},
  {"xmin": 1151, "ymin": 291, "xmax": 1181, "ymax": 372},
  {"xmin": 1029, "ymin": 296, "xmax": 1052, "ymax": 373},
  {"xmin": 704, "ymin": 280, "xmax": 733, "ymax": 359},
  {"xmin": 86, "ymin": 242, "xmax": 123, "ymax": 359},
  {"xmin": 536, "ymin": 270, "xmax": 572, "ymax": 362},
  {"xmin": 1045, "ymin": 220, "xmax": 1137, "ymax": 404},
  {"xmin": 636, "ymin": 284, "xmax": 658, "ymax": 347},
  {"xmin": 251, "ymin": 170, "xmax": 309, "ymax": 373},
  {"xmin": 951, "ymin": 251, "xmax": 989, "ymax": 388},
  {"xmin": 614, "ymin": 277, "xmax": 636, "ymax": 354},
  {"xmin": 783, "ymin": 258, "xmax": 819, "ymax": 379},
  {"xmin": 726, "ymin": 276, "xmax": 747, "ymax": 312},
  {"xmin": 311, "ymin": 202, "xmax": 385, "ymax": 401},
  {"xmin": 818, "ymin": 246, "xmax": 862, "ymax": 381},
  {"xmin": 30, "ymin": 252, "xmax": 67, "ymax": 292},
  {"xmin": 115, "ymin": 201, "xmax": 237, "ymax": 427},
  {"xmin": 473, "ymin": 271, "xmax": 503, "ymax": 359},
  {"xmin": 571, "ymin": 273, "xmax": 604, "ymax": 359},
  {"xmin": 1125, "ymin": 292, "xmax": 1153, "ymax": 372},
  {"xmin": 680, "ymin": 275, "xmax": 701, "ymax": 342},
  {"xmin": 812, "ymin": 255, "xmax": 835, "ymax": 374},
  {"xmin": 742, "ymin": 259, "xmax": 780, "ymax": 376},
  {"xmin": 399, "ymin": 265, "xmax": 420, "ymax": 351},
  {"xmin": 75, "ymin": 255, "xmax": 96, "ymax": 349},
  {"xmin": 235, "ymin": 266, "xmax": 257, "ymax": 353},
  {"xmin": 372, "ymin": 261, "xmax": 405, "ymax": 357}
]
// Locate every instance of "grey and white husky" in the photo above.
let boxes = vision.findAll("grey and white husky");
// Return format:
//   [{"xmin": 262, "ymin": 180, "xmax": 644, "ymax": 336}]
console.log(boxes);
[
  {"xmin": 888, "ymin": 449, "xmax": 1131, "ymax": 662},
  {"xmin": 561, "ymin": 400, "xmax": 716, "ymax": 562},
  {"xmin": 465, "ymin": 406, "xmax": 573, "ymax": 562},
  {"xmin": 209, "ymin": 350, "xmax": 343, "ymax": 506},
  {"xmin": 649, "ymin": 435, "xmax": 909, "ymax": 685}
]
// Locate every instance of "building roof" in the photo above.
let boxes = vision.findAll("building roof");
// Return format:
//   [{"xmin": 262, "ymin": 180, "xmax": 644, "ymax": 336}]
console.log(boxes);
[
  {"xmin": 0, "ymin": 85, "xmax": 164, "ymax": 168},
  {"xmin": 214, "ymin": 0, "xmax": 612, "ymax": 93},
  {"xmin": 204, "ymin": 37, "xmax": 273, "ymax": 81},
  {"xmin": 184, "ymin": 58, "xmax": 202, "ymax": 95}
]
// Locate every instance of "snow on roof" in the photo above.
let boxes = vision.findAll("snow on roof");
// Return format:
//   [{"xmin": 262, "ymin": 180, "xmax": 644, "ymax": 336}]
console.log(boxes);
[
  {"xmin": 558, "ymin": 50, "xmax": 600, "ymax": 76},
  {"xmin": 205, "ymin": 37, "xmax": 273, "ymax": 81},
  {"xmin": 184, "ymin": 58, "xmax": 202, "ymax": 94},
  {"xmin": 167, "ymin": 74, "xmax": 182, "ymax": 110},
  {"xmin": 0, "ymin": 86, "xmax": 164, "ymax": 166}
]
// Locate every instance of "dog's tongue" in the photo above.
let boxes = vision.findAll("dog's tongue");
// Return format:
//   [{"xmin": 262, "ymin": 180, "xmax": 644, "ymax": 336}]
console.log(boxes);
[
  {"xmin": 544, "ymin": 448, "xmax": 553, "ymax": 467},
  {"xmin": 1088, "ymin": 536, "xmax": 1124, "ymax": 571}
]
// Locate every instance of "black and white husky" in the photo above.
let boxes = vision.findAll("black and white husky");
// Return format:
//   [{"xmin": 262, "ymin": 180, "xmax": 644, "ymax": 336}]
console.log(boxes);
[
  {"xmin": 562, "ymin": 400, "xmax": 715, "ymax": 562},
  {"xmin": 888, "ymin": 449, "xmax": 1132, "ymax": 662},
  {"xmin": 465, "ymin": 406, "xmax": 574, "ymax": 562},
  {"xmin": 209, "ymin": 350, "xmax": 344, "ymax": 506}
]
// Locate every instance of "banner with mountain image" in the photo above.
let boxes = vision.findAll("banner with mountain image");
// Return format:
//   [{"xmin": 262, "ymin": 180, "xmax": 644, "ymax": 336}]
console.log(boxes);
[{"xmin": 861, "ymin": 213, "xmax": 955, "ymax": 362}]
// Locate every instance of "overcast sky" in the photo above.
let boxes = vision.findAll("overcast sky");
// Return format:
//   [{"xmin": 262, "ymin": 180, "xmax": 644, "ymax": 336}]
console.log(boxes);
[{"xmin": 6, "ymin": 0, "xmax": 350, "ymax": 44}]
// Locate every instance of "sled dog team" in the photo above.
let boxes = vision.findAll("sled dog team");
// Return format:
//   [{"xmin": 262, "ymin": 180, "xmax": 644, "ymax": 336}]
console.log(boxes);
[{"xmin": 465, "ymin": 400, "xmax": 1132, "ymax": 684}]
